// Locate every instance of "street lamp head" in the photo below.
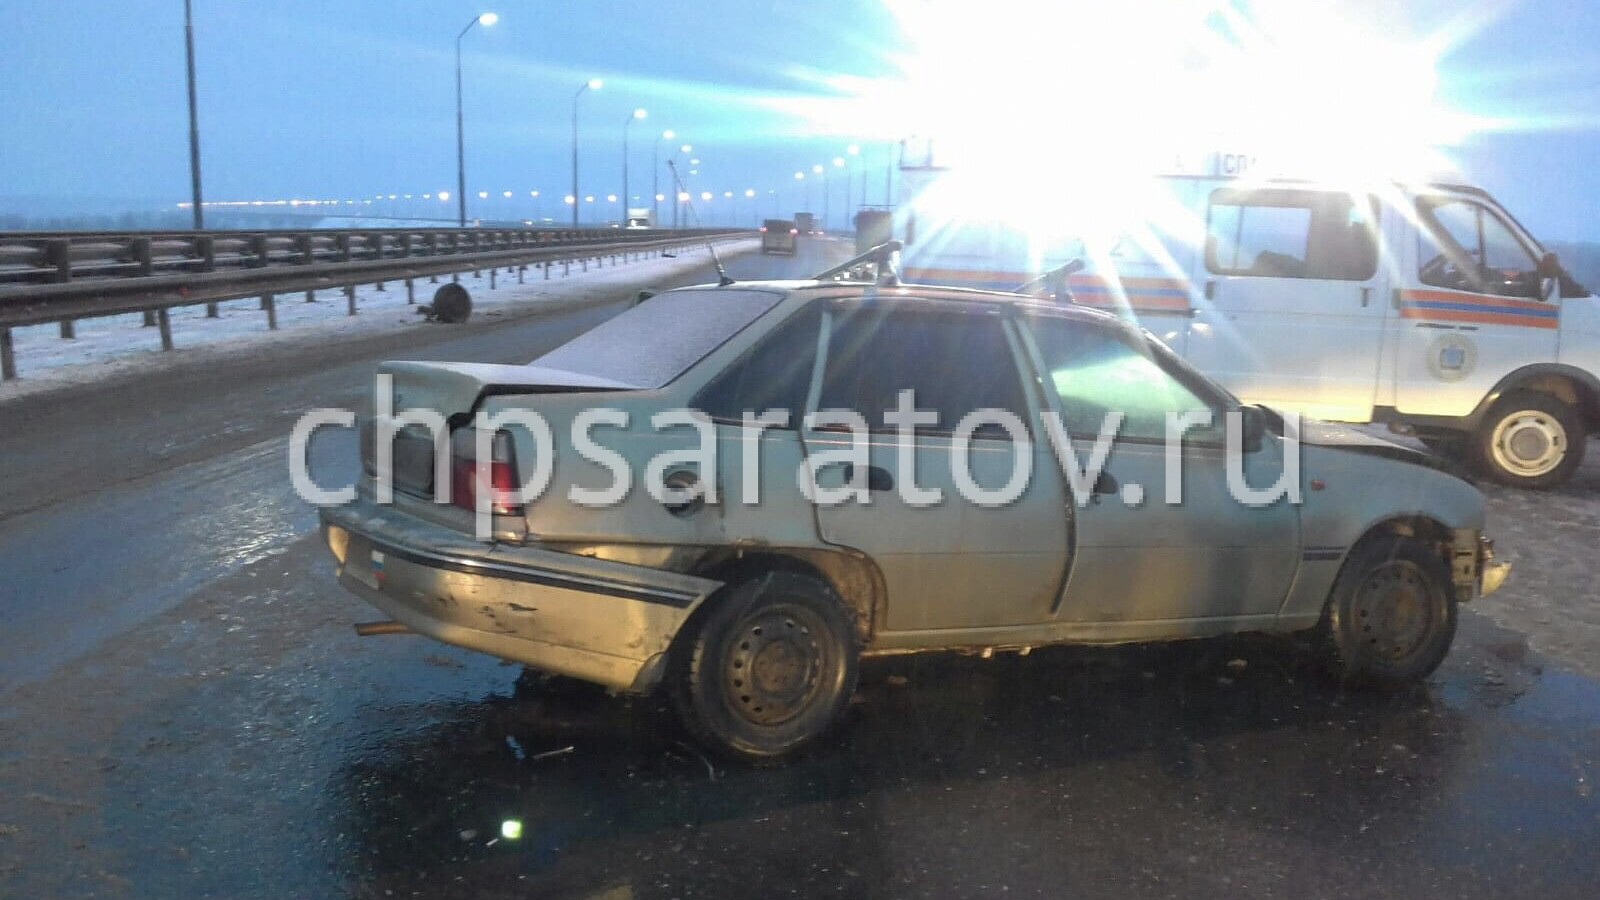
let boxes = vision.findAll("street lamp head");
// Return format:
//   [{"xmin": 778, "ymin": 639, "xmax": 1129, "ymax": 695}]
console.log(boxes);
[
  {"xmin": 588, "ymin": 78, "xmax": 604, "ymax": 91},
  {"xmin": 502, "ymin": 190, "xmax": 512, "ymax": 198},
  {"xmin": 794, "ymin": 171, "xmax": 805, "ymax": 180},
  {"xmin": 632, "ymin": 108, "xmax": 647, "ymax": 120},
  {"xmin": 530, "ymin": 190, "xmax": 539, "ymax": 197},
  {"xmin": 564, "ymin": 195, "xmax": 576, "ymax": 205},
  {"xmin": 677, "ymin": 191, "xmax": 690, "ymax": 202},
  {"xmin": 744, "ymin": 189, "xmax": 755, "ymax": 197},
  {"xmin": 662, "ymin": 129, "xmax": 675, "ymax": 140},
  {"xmin": 847, "ymin": 144, "xmax": 860, "ymax": 155},
  {"xmin": 832, "ymin": 157, "xmax": 845, "ymax": 167},
  {"xmin": 812, "ymin": 164, "xmax": 824, "ymax": 174},
  {"xmin": 438, "ymin": 191, "xmax": 451, "ymax": 202},
  {"xmin": 689, "ymin": 158, "xmax": 700, "ymax": 166},
  {"xmin": 723, "ymin": 191, "xmax": 733, "ymax": 198},
  {"xmin": 476, "ymin": 12, "xmax": 498, "ymax": 27},
  {"xmin": 607, "ymin": 194, "xmax": 618, "ymax": 202},
  {"xmin": 477, "ymin": 190, "xmax": 488, "ymax": 199},
  {"xmin": 680, "ymin": 144, "xmax": 692, "ymax": 153},
  {"xmin": 700, "ymin": 191, "xmax": 713, "ymax": 201}
]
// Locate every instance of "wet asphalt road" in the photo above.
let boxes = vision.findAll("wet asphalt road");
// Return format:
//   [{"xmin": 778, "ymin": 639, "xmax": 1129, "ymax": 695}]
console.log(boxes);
[{"xmin": 2, "ymin": 238, "xmax": 1599, "ymax": 898}]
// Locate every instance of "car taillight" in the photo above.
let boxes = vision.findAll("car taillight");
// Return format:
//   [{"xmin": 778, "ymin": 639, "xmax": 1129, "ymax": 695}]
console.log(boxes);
[
  {"xmin": 448, "ymin": 427, "xmax": 523, "ymax": 515},
  {"xmin": 759, "ymin": 226, "xmax": 768, "ymax": 232},
  {"xmin": 789, "ymin": 228, "xmax": 798, "ymax": 235}
]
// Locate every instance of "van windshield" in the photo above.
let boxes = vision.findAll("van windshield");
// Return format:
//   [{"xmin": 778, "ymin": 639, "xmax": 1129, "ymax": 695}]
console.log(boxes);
[{"xmin": 530, "ymin": 288, "xmax": 784, "ymax": 389}]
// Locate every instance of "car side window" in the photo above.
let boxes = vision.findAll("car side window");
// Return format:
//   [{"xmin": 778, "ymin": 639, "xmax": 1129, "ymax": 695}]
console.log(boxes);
[
  {"xmin": 1027, "ymin": 317, "xmax": 1222, "ymax": 443},
  {"xmin": 1417, "ymin": 197, "xmax": 1541, "ymax": 299},
  {"xmin": 1206, "ymin": 188, "xmax": 1378, "ymax": 282},
  {"xmin": 817, "ymin": 305, "xmax": 1028, "ymax": 439},
  {"xmin": 693, "ymin": 305, "xmax": 820, "ymax": 425}
]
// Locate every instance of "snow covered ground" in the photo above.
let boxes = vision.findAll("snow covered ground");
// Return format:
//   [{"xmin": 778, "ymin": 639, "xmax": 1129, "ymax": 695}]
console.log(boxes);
[{"xmin": 0, "ymin": 239, "xmax": 756, "ymax": 403}]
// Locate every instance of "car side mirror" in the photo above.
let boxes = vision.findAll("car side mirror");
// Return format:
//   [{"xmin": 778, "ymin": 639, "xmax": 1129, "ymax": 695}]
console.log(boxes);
[
  {"xmin": 1239, "ymin": 405, "xmax": 1267, "ymax": 453},
  {"xmin": 633, "ymin": 290, "xmax": 655, "ymax": 307}
]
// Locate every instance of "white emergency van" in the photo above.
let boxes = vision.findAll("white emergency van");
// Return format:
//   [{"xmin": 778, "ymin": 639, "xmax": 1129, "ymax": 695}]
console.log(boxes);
[{"xmin": 894, "ymin": 150, "xmax": 1600, "ymax": 488}]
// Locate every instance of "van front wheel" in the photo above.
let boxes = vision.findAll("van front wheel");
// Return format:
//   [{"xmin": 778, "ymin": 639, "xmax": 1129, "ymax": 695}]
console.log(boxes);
[{"xmin": 1473, "ymin": 391, "xmax": 1585, "ymax": 488}]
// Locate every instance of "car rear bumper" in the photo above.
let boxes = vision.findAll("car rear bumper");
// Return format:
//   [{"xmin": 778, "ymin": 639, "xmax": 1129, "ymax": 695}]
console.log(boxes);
[{"xmin": 319, "ymin": 499, "xmax": 721, "ymax": 692}]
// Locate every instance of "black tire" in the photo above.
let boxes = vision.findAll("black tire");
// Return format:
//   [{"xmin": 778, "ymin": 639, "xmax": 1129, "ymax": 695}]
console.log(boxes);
[
  {"xmin": 1318, "ymin": 535, "xmax": 1457, "ymax": 687},
  {"xmin": 669, "ymin": 570, "xmax": 859, "ymax": 762},
  {"xmin": 1471, "ymin": 390, "xmax": 1585, "ymax": 488},
  {"xmin": 430, "ymin": 283, "xmax": 472, "ymax": 323}
]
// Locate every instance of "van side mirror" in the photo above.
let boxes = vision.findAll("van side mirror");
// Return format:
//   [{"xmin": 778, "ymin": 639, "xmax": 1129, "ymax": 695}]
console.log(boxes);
[
  {"xmin": 1536, "ymin": 252, "xmax": 1567, "ymax": 300},
  {"xmin": 1538, "ymin": 252, "xmax": 1563, "ymax": 280}
]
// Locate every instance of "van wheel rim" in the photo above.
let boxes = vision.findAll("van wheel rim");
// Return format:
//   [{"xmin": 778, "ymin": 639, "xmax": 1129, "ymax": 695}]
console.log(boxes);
[
  {"xmin": 1352, "ymin": 561, "xmax": 1436, "ymax": 664},
  {"xmin": 1491, "ymin": 410, "xmax": 1566, "ymax": 478},
  {"xmin": 724, "ymin": 604, "xmax": 826, "ymax": 727}
]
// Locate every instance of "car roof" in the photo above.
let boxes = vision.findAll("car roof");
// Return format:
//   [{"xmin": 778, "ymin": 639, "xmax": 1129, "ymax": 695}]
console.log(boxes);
[{"xmin": 673, "ymin": 279, "xmax": 1128, "ymax": 327}]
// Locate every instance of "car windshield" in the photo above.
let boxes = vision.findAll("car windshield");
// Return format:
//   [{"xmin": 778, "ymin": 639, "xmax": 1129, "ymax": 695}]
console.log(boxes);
[{"xmin": 529, "ymin": 288, "xmax": 783, "ymax": 388}]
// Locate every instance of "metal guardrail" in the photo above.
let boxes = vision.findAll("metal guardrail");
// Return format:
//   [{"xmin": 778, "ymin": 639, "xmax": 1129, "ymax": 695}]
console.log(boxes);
[{"xmin": 0, "ymin": 227, "xmax": 748, "ymax": 381}]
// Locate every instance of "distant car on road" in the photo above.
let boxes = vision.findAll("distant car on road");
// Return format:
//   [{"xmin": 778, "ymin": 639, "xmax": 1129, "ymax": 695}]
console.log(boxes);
[
  {"xmin": 320, "ymin": 269, "xmax": 1509, "ymax": 762},
  {"xmin": 794, "ymin": 212, "xmax": 816, "ymax": 235},
  {"xmin": 760, "ymin": 219, "xmax": 798, "ymax": 255}
]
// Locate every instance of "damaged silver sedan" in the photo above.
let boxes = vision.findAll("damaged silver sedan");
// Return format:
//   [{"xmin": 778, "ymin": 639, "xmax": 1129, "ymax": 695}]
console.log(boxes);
[{"xmin": 319, "ymin": 276, "xmax": 1510, "ymax": 761}]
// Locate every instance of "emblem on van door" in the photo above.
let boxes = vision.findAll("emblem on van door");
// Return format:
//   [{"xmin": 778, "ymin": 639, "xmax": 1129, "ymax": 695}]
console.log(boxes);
[{"xmin": 1427, "ymin": 334, "xmax": 1478, "ymax": 382}]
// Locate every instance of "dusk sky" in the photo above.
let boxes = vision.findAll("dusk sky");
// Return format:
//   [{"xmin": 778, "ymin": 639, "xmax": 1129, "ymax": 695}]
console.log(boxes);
[{"xmin": 3, "ymin": 0, "xmax": 1599, "ymax": 240}]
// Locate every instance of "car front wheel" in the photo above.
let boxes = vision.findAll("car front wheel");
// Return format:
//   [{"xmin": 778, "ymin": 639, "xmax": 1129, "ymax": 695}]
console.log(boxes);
[
  {"xmin": 669, "ymin": 570, "xmax": 859, "ymax": 762},
  {"xmin": 1319, "ymin": 535, "xmax": 1458, "ymax": 687}
]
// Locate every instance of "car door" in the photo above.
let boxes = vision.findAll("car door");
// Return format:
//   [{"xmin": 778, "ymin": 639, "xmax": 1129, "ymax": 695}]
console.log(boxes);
[
  {"xmin": 801, "ymin": 299, "xmax": 1070, "ymax": 632},
  {"xmin": 1018, "ymin": 313, "xmax": 1300, "ymax": 626},
  {"xmin": 1186, "ymin": 186, "xmax": 1389, "ymax": 422},
  {"xmin": 1393, "ymin": 192, "xmax": 1561, "ymax": 416}
]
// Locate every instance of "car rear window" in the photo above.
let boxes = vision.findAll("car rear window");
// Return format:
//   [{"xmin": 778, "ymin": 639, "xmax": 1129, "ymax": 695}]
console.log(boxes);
[{"xmin": 530, "ymin": 288, "xmax": 784, "ymax": 389}]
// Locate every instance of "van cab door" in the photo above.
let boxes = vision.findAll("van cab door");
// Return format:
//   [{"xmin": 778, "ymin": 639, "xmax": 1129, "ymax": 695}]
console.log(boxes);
[
  {"xmin": 1186, "ymin": 187, "xmax": 1388, "ymax": 422},
  {"xmin": 1393, "ymin": 191, "xmax": 1560, "ymax": 417}
]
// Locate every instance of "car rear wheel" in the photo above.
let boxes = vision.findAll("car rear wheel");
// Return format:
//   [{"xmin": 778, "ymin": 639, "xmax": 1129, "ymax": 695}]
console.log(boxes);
[
  {"xmin": 1472, "ymin": 390, "xmax": 1585, "ymax": 488},
  {"xmin": 1318, "ymin": 535, "xmax": 1457, "ymax": 687},
  {"xmin": 669, "ymin": 570, "xmax": 859, "ymax": 762}
]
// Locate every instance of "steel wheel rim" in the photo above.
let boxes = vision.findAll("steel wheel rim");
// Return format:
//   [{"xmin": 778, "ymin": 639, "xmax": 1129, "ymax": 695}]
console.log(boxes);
[
  {"xmin": 723, "ymin": 603, "xmax": 828, "ymax": 727},
  {"xmin": 1491, "ymin": 410, "xmax": 1567, "ymax": 477},
  {"xmin": 1351, "ymin": 561, "xmax": 1438, "ymax": 665}
]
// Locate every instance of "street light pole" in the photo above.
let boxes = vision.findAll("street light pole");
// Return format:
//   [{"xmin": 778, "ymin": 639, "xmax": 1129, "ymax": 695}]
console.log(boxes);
[
  {"xmin": 622, "ymin": 108, "xmax": 645, "ymax": 227},
  {"xmin": 571, "ymin": 78, "xmax": 601, "ymax": 228},
  {"xmin": 652, "ymin": 129, "xmax": 673, "ymax": 229},
  {"xmin": 671, "ymin": 144, "xmax": 691, "ymax": 229},
  {"xmin": 454, "ymin": 11, "xmax": 497, "ymax": 227},
  {"xmin": 183, "ymin": 0, "xmax": 204, "ymax": 230}
]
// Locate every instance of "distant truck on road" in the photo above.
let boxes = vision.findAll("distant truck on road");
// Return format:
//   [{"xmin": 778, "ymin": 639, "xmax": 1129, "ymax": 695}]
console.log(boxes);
[
  {"xmin": 853, "ymin": 209, "xmax": 893, "ymax": 253},
  {"xmin": 794, "ymin": 212, "xmax": 816, "ymax": 235},
  {"xmin": 625, "ymin": 208, "xmax": 653, "ymax": 229}
]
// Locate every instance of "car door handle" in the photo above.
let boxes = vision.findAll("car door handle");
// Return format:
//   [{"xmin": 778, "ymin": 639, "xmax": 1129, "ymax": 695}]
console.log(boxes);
[{"xmin": 843, "ymin": 463, "xmax": 895, "ymax": 492}]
